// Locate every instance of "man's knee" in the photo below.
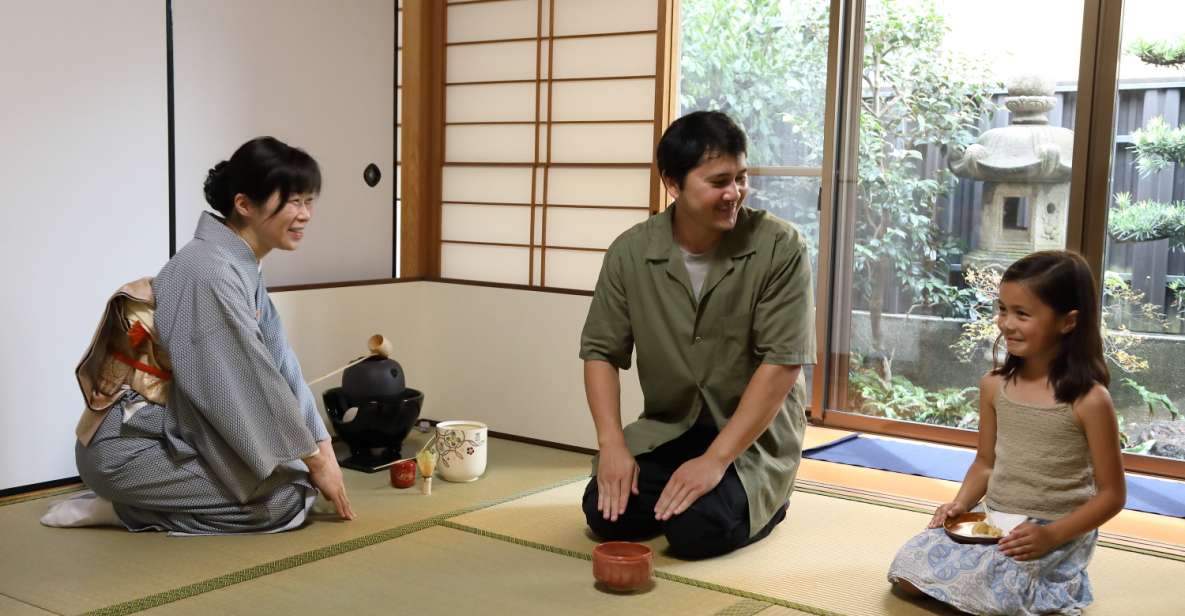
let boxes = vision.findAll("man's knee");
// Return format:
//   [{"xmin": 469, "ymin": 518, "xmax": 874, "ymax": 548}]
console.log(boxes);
[
  {"xmin": 663, "ymin": 507, "xmax": 747, "ymax": 559},
  {"xmin": 582, "ymin": 478, "xmax": 660, "ymax": 541},
  {"xmin": 582, "ymin": 479, "xmax": 603, "ymax": 527}
]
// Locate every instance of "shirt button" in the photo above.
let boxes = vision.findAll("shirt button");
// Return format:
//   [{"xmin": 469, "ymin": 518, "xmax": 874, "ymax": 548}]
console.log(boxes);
[{"xmin": 694, "ymin": 336, "xmax": 703, "ymax": 344}]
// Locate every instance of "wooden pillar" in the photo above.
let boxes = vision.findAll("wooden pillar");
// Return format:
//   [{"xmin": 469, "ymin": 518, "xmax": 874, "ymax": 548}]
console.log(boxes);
[{"xmin": 400, "ymin": 0, "xmax": 444, "ymax": 278}]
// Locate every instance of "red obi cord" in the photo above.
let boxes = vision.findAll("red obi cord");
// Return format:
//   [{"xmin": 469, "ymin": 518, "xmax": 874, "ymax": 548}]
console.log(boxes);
[{"xmin": 109, "ymin": 348, "xmax": 172, "ymax": 380}]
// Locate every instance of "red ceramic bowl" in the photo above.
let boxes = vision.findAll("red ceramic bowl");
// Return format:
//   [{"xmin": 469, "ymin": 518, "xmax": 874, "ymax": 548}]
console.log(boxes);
[{"xmin": 592, "ymin": 542, "xmax": 653, "ymax": 591}]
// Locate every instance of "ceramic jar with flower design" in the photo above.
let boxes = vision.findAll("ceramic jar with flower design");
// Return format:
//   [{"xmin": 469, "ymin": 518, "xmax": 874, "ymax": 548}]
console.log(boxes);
[{"xmin": 434, "ymin": 421, "xmax": 488, "ymax": 482}]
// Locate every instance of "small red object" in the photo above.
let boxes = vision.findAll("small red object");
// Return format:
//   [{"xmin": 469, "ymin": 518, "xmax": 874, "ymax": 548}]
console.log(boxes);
[
  {"xmin": 592, "ymin": 542, "xmax": 653, "ymax": 591},
  {"xmin": 390, "ymin": 458, "xmax": 416, "ymax": 489},
  {"xmin": 127, "ymin": 321, "xmax": 150, "ymax": 349}
]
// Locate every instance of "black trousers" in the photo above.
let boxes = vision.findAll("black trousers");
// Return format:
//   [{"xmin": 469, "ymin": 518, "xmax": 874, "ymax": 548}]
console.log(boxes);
[{"xmin": 582, "ymin": 424, "xmax": 788, "ymax": 559}]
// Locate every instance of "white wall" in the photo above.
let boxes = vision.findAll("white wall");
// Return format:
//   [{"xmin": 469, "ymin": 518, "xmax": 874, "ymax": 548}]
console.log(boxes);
[
  {"xmin": 272, "ymin": 282, "xmax": 643, "ymax": 450},
  {"xmin": 0, "ymin": 1, "xmax": 168, "ymax": 490}
]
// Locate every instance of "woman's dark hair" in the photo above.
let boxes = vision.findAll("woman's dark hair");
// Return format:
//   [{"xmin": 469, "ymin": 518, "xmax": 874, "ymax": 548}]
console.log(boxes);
[
  {"xmin": 203, "ymin": 136, "xmax": 321, "ymax": 219},
  {"xmin": 656, "ymin": 111, "xmax": 747, "ymax": 188},
  {"xmin": 992, "ymin": 250, "xmax": 1109, "ymax": 403}
]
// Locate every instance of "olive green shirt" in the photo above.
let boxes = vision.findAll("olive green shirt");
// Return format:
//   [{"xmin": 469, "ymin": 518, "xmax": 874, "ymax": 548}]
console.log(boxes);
[{"xmin": 580, "ymin": 204, "xmax": 815, "ymax": 537}]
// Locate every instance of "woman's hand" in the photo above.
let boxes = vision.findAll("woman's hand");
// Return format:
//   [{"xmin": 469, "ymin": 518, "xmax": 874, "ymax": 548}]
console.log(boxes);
[
  {"xmin": 999, "ymin": 522, "xmax": 1056, "ymax": 561},
  {"xmin": 305, "ymin": 440, "xmax": 356, "ymax": 521},
  {"xmin": 928, "ymin": 501, "xmax": 966, "ymax": 528},
  {"xmin": 654, "ymin": 455, "xmax": 727, "ymax": 521},
  {"xmin": 596, "ymin": 441, "xmax": 639, "ymax": 522}
]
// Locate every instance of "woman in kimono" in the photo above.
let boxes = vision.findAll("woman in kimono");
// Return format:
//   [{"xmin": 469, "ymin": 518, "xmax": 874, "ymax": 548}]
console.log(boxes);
[{"xmin": 42, "ymin": 136, "xmax": 355, "ymax": 534}]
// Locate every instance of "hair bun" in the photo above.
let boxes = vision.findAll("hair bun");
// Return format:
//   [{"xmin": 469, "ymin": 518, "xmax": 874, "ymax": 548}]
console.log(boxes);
[{"xmin": 203, "ymin": 160, "xmax": 232, "ymax": 215}]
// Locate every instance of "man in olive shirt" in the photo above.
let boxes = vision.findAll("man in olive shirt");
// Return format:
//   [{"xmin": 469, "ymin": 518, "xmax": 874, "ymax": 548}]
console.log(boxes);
[{"xmin": 579, "ymin": 111, "xmax": 815, "ymax": 558}]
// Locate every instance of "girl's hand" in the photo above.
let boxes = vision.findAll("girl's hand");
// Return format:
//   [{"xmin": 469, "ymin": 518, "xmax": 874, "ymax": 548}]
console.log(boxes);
[
  {"xmin": 928, "ymin": 501, "xmax": 966, "ymax": 528},
  {"xmin": 999, "ymin": 522, "xmax": 1055, "ymax": 560}
]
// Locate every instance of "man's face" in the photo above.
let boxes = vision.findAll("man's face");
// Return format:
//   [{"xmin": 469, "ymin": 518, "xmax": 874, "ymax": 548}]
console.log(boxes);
[{"xmin": 665, "ymin": 153, "xmax": 749, "ymax": 236}]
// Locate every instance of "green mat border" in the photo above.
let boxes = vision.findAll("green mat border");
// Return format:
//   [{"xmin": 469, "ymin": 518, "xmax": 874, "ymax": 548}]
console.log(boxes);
[
  {"xmin": 714, "ymin": 598, "xmax": 776, "ymax": 616},
  {"xmin": 82, "ymin": 474, "xmax": 847, "ymax": 616},
  {"xmin": 64, "ymin": 474, "xmax": 1185, "ymax": 615},
  {"xmin": 0, "ymin": 484, "xmax": 84, "ymax": 508},
  {"xmin": 82, "ymin": 477, "xmax": 589, "ymax": 616},
  {"xmin": 437, "ymin": 520, "xmax": 844, "ymax": 616}
]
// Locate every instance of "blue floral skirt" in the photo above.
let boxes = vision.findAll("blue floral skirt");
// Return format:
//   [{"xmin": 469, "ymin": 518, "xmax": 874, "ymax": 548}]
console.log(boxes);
[{"xmin": 887, "ymin": 523, "xmax": 1096, "ymax": 616}]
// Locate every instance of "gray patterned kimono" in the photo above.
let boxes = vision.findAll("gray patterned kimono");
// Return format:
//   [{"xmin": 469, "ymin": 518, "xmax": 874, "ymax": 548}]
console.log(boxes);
[{"xmin": 76, "ymin": 212, "xmax": 329, "ymax": 534}]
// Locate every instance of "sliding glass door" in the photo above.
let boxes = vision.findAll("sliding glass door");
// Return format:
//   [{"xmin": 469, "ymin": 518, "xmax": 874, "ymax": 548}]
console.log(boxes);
[
  {"xmin": 678, "ymin": 0, "xmax": 832, "ymax": 411},
  {"xmin": 1093, "ymin": 0, "xmax": 1185, "ymax": 474},
  {"xmin": 825, "ymin": 0, "xmax": 1087, "ymax": 439},
  {"xmin": 675, "ymin": 0, "xmax": 1185, "ymax": 478}
]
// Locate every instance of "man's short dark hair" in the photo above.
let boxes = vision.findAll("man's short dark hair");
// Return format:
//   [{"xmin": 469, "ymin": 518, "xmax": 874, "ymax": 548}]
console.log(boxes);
[{"xmin": 656, "ymin": 111, "xmax": 748, "ymax": 188}]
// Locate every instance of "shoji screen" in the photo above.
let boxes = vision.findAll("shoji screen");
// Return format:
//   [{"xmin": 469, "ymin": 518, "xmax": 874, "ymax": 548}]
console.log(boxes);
[{"xmin": 442, "ymin": 0, "xmax": 659, "ymax": 290}]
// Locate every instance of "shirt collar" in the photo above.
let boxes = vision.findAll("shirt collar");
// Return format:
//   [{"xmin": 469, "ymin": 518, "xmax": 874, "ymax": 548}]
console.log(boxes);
[
  {"xmin": 194, "ymin": 212, "xmax": 261, "ymax": 271},
  {"xmin": 645, "ymin": 203, "xmax": 760, "ymax": 262}
]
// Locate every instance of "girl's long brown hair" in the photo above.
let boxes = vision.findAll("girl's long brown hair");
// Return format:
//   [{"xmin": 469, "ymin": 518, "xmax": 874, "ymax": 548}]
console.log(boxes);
[{"xmin": 992, "ymin": 250, "xmax": 1109, "ymax": 403}]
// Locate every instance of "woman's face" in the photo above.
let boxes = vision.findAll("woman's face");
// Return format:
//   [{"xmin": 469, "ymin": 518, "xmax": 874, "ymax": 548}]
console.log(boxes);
[{"xmin": 238, "ymin": 190, "xmax": 316, "ymax": 254}]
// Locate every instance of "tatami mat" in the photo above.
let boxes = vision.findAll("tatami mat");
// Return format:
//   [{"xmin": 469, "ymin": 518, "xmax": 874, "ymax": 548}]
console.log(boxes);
[
  {"xmin": 4, "ymin": 427, "xmax": 1183, "ymax": 615},
  {"xmin": 450, "ymin": 481, "xmax": 1185, "ymax": 616},
  {"xmin": 755, "ymin": 608, "xmax": 863, "ymax": 616},
  {"xmin": 0, "ymin": 433, "xmax": 590, "ymax": 615},
  {"xmin": 133, "ymin": 526, "xmax": 746, "ymax": 616},
  {"xmin": 0, "ymin": 595, "xmax": 57, "ymax": 615}
]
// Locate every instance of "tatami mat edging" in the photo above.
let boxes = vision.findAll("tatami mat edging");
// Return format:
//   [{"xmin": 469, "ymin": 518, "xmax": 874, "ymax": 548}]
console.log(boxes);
[
  {"xmin": 437, "ymin": 519, "xmax": 845, "ymax": 616},
  {"xmin": 714, "ymin": 598, "xmax": 777, "ymax": 616},
  {"xmin": 57, "ymin": 472, "xmax": 1185, "ymax": 616},
  {"xmin": 0, "ymin": 484, "xmax": 84, "ymax": 508},
  {"xmin": 81, "ymin": 476, "xmax": 589, "ymax": 616},
  {"xmin": 83, "ymin": 472, "xmax": 850, "ymax": 616}
]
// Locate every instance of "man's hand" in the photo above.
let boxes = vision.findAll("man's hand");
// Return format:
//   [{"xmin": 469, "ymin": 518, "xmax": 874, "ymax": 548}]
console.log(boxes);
[
  {"xmin": 654, "ymin": 455, "xmax": 727, "ymax": 521},
  {"xmin": 306, "ymin": 440, "xmax": 356, "ymax": 521},
  {"xmin": 999, "ymin": 522, "xmax": 1057, "ymax": 561},
  {"xmin": 928, "ymin": 501, "xmax": 967, "ymax": 529},
  {"xmin": 596, "ymin": 441, "xmax": 639, "ymax": 522}
]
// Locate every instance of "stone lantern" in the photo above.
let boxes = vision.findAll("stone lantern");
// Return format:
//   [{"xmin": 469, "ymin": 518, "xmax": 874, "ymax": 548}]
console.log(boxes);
[{"xmin": 949, "ymin": 75, "xmax": 1073, "ymax": 272}]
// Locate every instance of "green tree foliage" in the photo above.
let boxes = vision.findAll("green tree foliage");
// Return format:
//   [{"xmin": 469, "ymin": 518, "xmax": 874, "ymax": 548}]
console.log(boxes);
[
  {"xmin": 1108, "ymin": 46, "xmax": 1185, "ymax": 246},
  {"xmin": 679, "ymin": 0, "xmax": 829, "ymax": 246},
  {"xmin": 852, "ymin": 0, "xmax": 998, "ymax": 367},
  {"xmin": 1129, "ymin": 116, "xmax": 1185, "ymax": 176},
  {"xmin": 679, "ymin": 0, "xmax": 828, "ymax": 167},
  {"xmin": 1129, "ymin": 37, "xmax": 1185, "ymax": 69},
  {"xmin": 1108, "ymin": 192, "xmax": 1185, "ymax": 248}
]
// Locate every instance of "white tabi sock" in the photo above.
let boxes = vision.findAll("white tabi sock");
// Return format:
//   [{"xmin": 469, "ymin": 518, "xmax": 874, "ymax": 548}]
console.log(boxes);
[
  {"xmin": 310, "ymin": 491, "xmax": 338, "ymax": 516},
  {"xmin": 40, "ymin": 491, "xmax": 122, "ymax": 528}
]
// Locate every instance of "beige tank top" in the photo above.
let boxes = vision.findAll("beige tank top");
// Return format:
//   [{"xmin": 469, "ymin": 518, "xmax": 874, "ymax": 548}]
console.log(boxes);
[{"xmin": 984, "ymin": 383, "xmax": 1096, "ymax": 520}]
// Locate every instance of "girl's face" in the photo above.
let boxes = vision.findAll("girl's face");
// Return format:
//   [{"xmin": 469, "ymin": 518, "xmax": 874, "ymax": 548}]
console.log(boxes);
[{"xmin": 996, "ymin": 280, "xmax": 1077, "ymax": 360}]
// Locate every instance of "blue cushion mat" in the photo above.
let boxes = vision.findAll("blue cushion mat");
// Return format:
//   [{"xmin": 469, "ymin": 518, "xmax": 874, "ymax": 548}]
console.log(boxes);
[{"xmin": 803, "ymin": 433, "xmax": 1185, "ymax": 518}]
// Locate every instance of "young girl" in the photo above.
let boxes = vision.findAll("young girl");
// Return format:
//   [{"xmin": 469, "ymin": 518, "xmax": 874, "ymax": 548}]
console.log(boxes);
[{"xmin": 888, "ymin": 250, "xmax": 1126, "ymax": 615}]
